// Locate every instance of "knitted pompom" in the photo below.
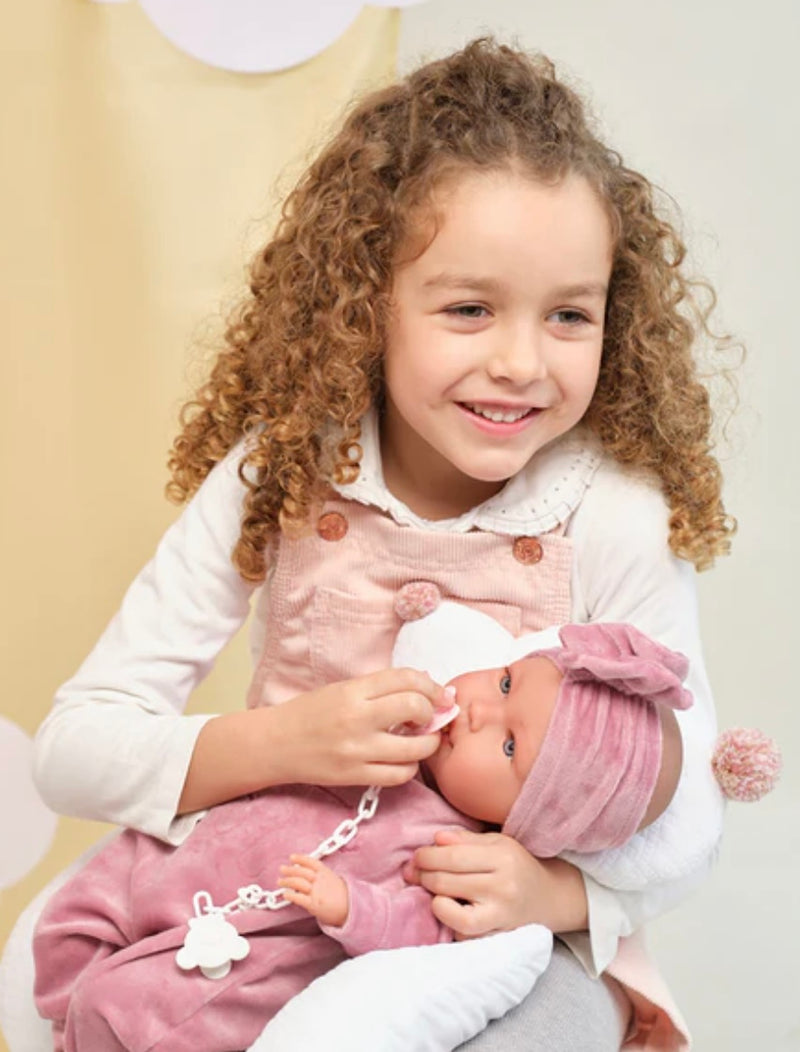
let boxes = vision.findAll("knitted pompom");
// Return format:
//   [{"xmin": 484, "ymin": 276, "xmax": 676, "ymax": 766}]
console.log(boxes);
[
  {"xmin": 711, "ymin": 728, "xmax": 782, "ymax": 802},
  {"xmin": 394, "ymin": 581, "xmax": 442, "ymax": 622}
]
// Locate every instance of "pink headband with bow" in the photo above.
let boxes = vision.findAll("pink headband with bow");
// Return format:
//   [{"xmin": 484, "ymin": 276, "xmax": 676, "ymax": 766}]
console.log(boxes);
[{"xmin": 502, "ymin": 622, "xmax": 693, "ymax": 857}]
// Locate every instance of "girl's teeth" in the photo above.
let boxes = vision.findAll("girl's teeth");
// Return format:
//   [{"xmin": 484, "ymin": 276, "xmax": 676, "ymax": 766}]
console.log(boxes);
[{"xmin": 466, "ymin": 404, "xmax": 530, "ymax": 423}]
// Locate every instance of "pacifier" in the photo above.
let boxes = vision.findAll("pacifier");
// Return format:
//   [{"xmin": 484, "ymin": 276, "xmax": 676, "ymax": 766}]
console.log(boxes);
[{"xmin": 394, "ymin": 685, "xmax": 459, "ymax": 736}]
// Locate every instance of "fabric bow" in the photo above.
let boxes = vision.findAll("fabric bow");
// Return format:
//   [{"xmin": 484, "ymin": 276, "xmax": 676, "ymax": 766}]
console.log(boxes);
[{"xmin": 554, "ymin": 622, "xmax": 693, "ymax": 711}]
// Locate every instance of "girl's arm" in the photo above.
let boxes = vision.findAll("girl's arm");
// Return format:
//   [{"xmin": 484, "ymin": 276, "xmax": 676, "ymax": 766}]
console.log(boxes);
[
  {"xmin": 34, "ymin": 446, "xmax": 445, "ymax": 843},
  {"xmin": 562, "ymin": 457, "xmax": 723, "ymax": 973},
  {"xmin": 34, "ymin": 445, "xmax": 254, "ymax": 844},
  {"xmin": 178, "ymin": 667, "xmax": 448, "ymax": 815}
]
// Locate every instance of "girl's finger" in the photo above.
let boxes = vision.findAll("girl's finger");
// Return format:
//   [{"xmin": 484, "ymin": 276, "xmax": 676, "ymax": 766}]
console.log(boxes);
[
  {"xmin": 377, "ymin": 727, "xmax": 442, "ymax": 759},
  {"xmin": 414, "ymin": 868, "xmax": 493, "ymax": 902},
  {"xmin": 374, "ymin": 691, "xmax": 442, "ymax": 731},
  {"xmin": 433, "ymin": 828, "xmax": 490, "ymax": 847},
  {"xmin": 411, "ymin": 842, "xmax": 496, "ymax": 875},
  {"xmin": 431, "ymin": 896, "xmax": 499, "ymax": 939},
  {"xmin": 361, "ymin": 761, "xmax": 422, "ymax": 788},
  {"xmin": 361, "ymin": 667, "xmax": 442, "ymax": 702}
]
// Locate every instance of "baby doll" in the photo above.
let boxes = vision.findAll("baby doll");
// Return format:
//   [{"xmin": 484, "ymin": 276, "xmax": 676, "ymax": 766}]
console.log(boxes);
[
  {"xmin": 33, "ymin": 621, "xmax": 689, "ymax": 1052},
  {"xmin": 280, "ymin": 621, "xmax": 687, "ymax": 928}
]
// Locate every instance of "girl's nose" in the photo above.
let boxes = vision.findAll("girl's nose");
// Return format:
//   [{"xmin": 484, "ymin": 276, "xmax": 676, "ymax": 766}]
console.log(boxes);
[{"xmin": 486, "ymin": 324, "xmax": 547, "ymax": 386}]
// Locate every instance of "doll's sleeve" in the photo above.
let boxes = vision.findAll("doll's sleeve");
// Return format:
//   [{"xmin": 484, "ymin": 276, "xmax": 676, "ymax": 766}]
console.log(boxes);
[
  {"xmin": 562, "ymin": 460, "xmax": 723, "ymax": 975},
  {"xmin": 318, "ymin": 878, "xmax": 453, "ymax": 957},
  {"xmin": 33, "ymin": 444, "xmax": 257, "ymax": 845}
]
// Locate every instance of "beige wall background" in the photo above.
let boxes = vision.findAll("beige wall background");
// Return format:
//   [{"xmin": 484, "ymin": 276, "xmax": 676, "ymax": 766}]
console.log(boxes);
[
  {"xmin": 0, "ymin": 5, "xmax": 398, "ymax": 1050},
  {"xmin": 2, "ymin": 2, "xmax": 798, "ymax": 1051}
]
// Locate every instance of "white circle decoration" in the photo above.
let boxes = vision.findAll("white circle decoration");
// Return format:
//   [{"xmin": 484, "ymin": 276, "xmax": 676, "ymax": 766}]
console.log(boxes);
[
  {"xmin": 0, "ymin": 717, "xmax": 58, "ymax": 889},
  {"xmin": 138, "ymin": 0, "xmax": 364, "ymax": 74}
]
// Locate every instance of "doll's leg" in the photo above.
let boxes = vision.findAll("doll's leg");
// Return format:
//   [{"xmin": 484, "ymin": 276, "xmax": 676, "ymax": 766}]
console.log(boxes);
[
  {"xmin": 0, "ymin": 836, "xmax": 117, "ymax": 1052},
  {"xmin": 456, "ymin": 940, "xmax": 631, "ymax": 1052},
  {"xmin": 64, "ymin": 929, "xmax": 346, "ymax": 1052}
]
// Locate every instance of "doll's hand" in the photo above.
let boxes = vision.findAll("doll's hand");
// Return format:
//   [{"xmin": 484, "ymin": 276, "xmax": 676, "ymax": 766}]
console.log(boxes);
[
  {"xmin": 267, "ymin": 668, "xmax": 449, "ymax": 788},
  {"xmin": 278, "ymin": 855, "xmax": 349, "ymax": 927},
  {"xmin": 403, "ymin": 829, "xmax": 588, "ymax": 938}
]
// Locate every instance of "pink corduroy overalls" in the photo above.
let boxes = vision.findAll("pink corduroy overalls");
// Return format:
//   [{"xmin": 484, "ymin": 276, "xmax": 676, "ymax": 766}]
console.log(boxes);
[
  {"xmin": 246, "ymin": 495, "xmax": 690, "ymax": 1052},
  {"xmin": 247, "ymin": 496, "xmax": 572, "ymax": 707}
]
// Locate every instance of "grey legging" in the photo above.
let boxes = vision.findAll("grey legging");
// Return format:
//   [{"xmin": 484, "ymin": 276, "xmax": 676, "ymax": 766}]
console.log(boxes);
[{"xmin": 458, "ymin": 939, "xmax": 631, "ymax": 1051}]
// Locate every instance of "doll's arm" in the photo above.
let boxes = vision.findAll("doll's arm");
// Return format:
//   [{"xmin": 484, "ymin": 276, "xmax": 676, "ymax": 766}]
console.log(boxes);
[
  {"xmin": 281, "ymin": 856, "xmax": 452, "ymax": 956},
  {"xmin": 278, "ymin": 856, "xmax": 349, "ymax": 928}
]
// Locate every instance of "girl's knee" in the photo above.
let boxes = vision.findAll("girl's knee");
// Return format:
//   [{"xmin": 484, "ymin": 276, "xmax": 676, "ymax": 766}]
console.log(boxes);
[{"xmin": 458, "ymin": 942, "xmax": 630, "ymax": 1052}]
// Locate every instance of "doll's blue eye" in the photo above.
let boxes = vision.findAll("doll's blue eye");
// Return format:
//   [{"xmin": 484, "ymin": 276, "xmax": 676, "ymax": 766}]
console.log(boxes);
[
  {"xmin": 503, "ymin": 737, "xmax": 515, "ymax": 758},
  {"xmin": 500, "ymin": 672, "xmax": 511, "ymax": 695}
]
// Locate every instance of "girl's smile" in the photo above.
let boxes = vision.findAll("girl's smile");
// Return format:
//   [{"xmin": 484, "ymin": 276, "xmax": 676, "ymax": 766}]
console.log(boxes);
[
  {"xmin": 456, "ymin": 401, "xmax": 541, "ymax": 435},
  {"xmin": 380, "ymin": 168, "xmax": 613, "ymax": 521}
]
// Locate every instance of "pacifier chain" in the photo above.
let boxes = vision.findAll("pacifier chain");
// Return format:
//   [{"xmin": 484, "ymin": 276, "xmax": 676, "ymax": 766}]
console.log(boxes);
[
  {"xmin": 175, "ymin": 785, "xmax": 382, "ymax": 980},
  {"xmin": 175, "ymin": 697, "xmax": 460, "ymax": 980}
]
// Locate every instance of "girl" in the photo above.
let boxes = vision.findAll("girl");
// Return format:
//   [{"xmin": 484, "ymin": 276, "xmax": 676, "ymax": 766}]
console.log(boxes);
[{"xmin": 33, "ymin": 37, "xmax": 734, "ymax": 1051}]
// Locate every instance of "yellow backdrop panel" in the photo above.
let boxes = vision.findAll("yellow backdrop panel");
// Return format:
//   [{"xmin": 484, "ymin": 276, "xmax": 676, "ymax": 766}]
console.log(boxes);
[{"xmin": 0, "ymin": 2, "xmax": 399, "ymax": 1036}]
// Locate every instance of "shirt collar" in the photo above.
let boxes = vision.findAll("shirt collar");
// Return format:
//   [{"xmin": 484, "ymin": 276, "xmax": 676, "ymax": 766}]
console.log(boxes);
[{"xmin": 332, "ymin": 409, "xmax": 600, "ymax": 535}]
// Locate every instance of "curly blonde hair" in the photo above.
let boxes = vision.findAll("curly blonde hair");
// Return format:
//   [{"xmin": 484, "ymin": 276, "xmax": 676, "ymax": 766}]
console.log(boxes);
[{"xmin": 168, "ymin": 37, "xmax": 735, "ymax": 581}]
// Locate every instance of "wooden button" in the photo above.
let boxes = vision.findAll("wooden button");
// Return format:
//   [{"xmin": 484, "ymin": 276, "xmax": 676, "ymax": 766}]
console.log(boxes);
[
  {"xmin": 512, "ymin": 536, "xmax": 543, "ymax": 565},
  {"xmin": 316, "ymin": 511, "xmax": 348, "ymax": 541}
]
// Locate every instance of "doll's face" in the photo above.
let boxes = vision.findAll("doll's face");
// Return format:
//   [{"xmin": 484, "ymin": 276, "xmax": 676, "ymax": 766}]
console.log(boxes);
[{"xmin": 425, "ymin": 655, "xmax": 562, "ymax": 823}]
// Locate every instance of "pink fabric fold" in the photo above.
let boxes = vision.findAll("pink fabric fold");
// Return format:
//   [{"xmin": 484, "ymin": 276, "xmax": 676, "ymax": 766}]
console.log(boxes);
[{"xmin": 503, "ymin": 623, "xmax": 692, "ymax": 857}]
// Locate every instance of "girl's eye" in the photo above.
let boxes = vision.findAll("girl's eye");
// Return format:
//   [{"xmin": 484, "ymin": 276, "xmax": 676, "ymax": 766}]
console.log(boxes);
[
  {"xmin": 446, "ymin": 304, "xmax": 489, "ymax": 320},
  {"xmin": 499, "ymin": 672, "xmax": 511, "ymax": 695},
  {"xmin": 549, "ymin": 308, "xmax": 589, "ymax": 326},
  {"xmin": 503, "ymin": 736, "xmax": 515, "ymax": 758}
]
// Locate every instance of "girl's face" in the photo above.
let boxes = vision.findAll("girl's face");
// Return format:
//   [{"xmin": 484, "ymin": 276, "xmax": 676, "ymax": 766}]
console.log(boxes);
[
  {"xmin": 425, "ymin": 656, "xmax": 562, "ymax": 824},
  {"xmin": 380, "ymin": 168, "xmax": 613, "ymax": 520}
]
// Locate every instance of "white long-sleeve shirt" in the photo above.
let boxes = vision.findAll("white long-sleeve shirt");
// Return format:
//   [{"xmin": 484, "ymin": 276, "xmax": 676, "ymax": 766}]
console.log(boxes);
[{"xmin": 34, "ymin": 416, "xmax": 721, "ymax": 973}]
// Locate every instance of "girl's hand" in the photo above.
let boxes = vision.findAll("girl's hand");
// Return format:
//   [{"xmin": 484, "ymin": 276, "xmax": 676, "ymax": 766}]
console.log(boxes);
[
  {"xmin": 267, "ymin": 667, "xmax": 449, "ymax": 789},
  {"xmin": 403, "ymin": 828, "xmax": 589, "ymax": 938},
  {"xmin": 178, "ymin": 668, "xmax": 448, "ymax": 814},
  {"xmin": 278, "ymin": 855, "xmax": 349, "ymax": 927}
]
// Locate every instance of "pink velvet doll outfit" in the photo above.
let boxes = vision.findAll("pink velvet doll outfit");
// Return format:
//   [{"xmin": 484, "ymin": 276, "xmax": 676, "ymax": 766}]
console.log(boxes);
[{"xmin": 34, "ymin": 781, "xmax": 480, "ymax": 1052}]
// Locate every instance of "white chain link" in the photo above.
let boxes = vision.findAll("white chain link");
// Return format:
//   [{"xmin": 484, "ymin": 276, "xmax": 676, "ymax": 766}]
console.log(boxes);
[{"xmin": 191, "ymin": 786, "xmax": 382, "ymax": 919}]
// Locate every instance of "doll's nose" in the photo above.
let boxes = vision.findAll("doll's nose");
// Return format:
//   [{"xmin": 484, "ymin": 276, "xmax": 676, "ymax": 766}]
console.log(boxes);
[{"xmin": 467, "ymin": 696, "xmax": 501, "ymax": 731}]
